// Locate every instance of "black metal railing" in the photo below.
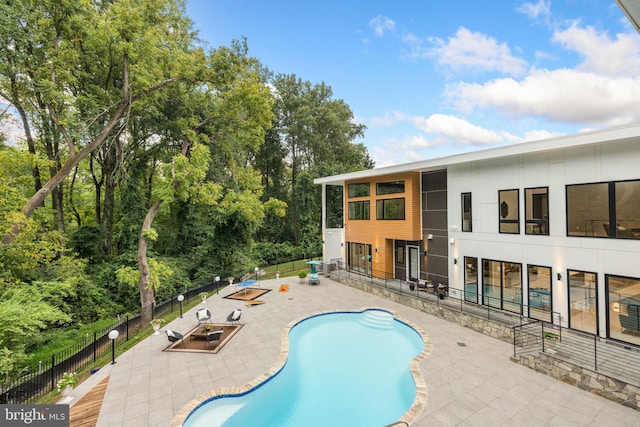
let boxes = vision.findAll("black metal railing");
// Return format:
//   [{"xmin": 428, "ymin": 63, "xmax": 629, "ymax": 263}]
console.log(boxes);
[{"xmin": 331, "ymin": 260, "xmax": 547, "ymax": 327}]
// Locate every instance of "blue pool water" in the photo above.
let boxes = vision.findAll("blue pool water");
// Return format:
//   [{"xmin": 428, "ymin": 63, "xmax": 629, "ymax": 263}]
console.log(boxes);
[{"xmin": 183, "ymin": 309, "xmax": 424, "ymax": 427}]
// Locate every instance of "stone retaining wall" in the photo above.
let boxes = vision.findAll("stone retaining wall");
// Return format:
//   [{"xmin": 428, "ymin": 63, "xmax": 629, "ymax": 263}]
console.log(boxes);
[{"xmin": 512, "ymin": 352, "xmax": 640, "ymax": 410}]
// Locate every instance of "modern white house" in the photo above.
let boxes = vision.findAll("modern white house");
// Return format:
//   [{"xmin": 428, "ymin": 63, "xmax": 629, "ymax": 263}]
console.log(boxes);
[{"xmin": 315, "ymin": 124, "xmax": 640, "ymax": 347}]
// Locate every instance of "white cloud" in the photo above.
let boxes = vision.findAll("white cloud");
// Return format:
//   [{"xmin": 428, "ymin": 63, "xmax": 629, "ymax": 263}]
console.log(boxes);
[
  {"xmin": 552, "ymin": 24, "xmax": 640, "ymax": 76},
  {"xmin": 517, "ymin": 0, "xmax": 551, "ymax": 23},
  {"xmin": 447, "ymin": 68, "xmax": 640, "ymax": 126},
  {"xmin": 413, "ymin": 113, "xmax": 504, "ymax": 146},
  {"xmin": 427, "ymin": 27, "xmax": 528, "ymax": 76},
  {"xmin": 369, "ymin": 15, "xmax": 395, "ymax": 37},
  {"xmin": 366, "ymin": 111, "xmax": 406, "ymax": 127}
]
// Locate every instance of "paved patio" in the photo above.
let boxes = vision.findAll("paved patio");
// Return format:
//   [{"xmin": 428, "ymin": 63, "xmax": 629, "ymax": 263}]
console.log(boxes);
[{"xmin": 67, "ymin": 276, "xmax": 640, "ymax": 426}]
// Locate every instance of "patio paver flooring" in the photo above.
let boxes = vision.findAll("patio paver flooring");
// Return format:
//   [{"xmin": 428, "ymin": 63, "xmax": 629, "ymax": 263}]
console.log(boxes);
[{"xmin": 65, "ymin": 276, "xmax": 640, "ymax": 426}]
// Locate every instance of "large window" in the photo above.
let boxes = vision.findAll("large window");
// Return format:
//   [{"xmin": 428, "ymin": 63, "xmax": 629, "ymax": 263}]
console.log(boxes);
[
  {"xmin": 376, "ymin": 198, "xmax": 405, "ymax": 220},
  {"xmin": 348, "ymin": 201, "xmax": 370, "ymax": 220},
  {"xmin": 568, "ymin": 270, "xmax": 597, "ymax": 334},
  {"xmin": 567, "ymin": 183, "xmax": 609, "ymax": 237},
  {"xmin": 528, "ymin": 265, "xmax": 552, "ymax": 322},
  {"xmin": 464, "ymin": 257, "xmax": 478, "ymax": 303},
  {"xmin": 376, "ymin": 181, "xmax": 405, "ymax": 195},
  {"xmin": 499, "ymin": 189, "xmax": 519, "ymax": 234},
  {"xmin": 462, "ymin": 193, "xmax": 472, "ymax": 232},
  {"xmin": 348, "ymin": 182, "xmax": 370, "ymax": 198},
  {"xmin": 525, "ymin": 187, "xmax": 548, "ymax": 235},
  {"xmin": 567, "ymin": 179, "xmax": 640, "ymax": 239},
  {"xmin": 608, "ymin": 275, "xmax": 640, "ymax": 346},
  {"xmin": 483, "ymin": 260, "xmax": 522, "ymax": 313}
]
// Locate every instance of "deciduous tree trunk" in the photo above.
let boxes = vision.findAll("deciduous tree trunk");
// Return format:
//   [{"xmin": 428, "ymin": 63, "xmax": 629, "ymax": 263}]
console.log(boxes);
[{"xmin": 138, "ymin": 200, "xmax": 161, "ymax": 326}]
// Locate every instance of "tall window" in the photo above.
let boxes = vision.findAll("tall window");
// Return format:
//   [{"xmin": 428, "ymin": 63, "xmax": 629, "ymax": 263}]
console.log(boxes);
[
  {"xmin": 568, "ymin": 270, "xmax": 597, "ymax": 334},
  {"xmin": 615, "ymin": 180, "xmax": 640, "ymax": 239},
  {"xmin": 376, "ymin": 181, "xmax": 405, "ymax": 195},
  {"xmin": 528, "ymin": 265, "xmax": 552, "ymax": 322},
  {"xmin": 462, "ymin": 193, "xmax": 472, "ymax": 232},
  {"xmin": 567, "ymin": 183, "xmax": 609, "ymax": 237},
  {"xmin": 464, "ymin": 257, "xmax": 478, "ymax": 303},
  {"xmin": 376, "ymin": 198, "xmax": 405, "ymax": 220},
  {"xmin": 499, "ymin": 189, "xmax": 520, "ymax": 234},
  {"xmin": 348, "ymin": 183, "xmax": 370, "ymax": 198},
  {"xmin": 607, "ymin": 275, "xmax": 640, "ymax": 346},
  {"xmin": 348, "ymin": 201, "xmax": 370, "ymax": 220},
  {"xmin": 525, "ymin": 187, "xmax": 548, "ymax": 235}
]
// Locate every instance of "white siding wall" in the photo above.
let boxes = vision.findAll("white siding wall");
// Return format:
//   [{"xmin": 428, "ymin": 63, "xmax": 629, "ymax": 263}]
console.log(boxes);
[{"xmin": 448, "ymin": 139, "xmax": 640, "ymax": 329}]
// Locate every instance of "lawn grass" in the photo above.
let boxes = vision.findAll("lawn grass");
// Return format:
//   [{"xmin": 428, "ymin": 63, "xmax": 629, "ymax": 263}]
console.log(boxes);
[{"xmin": 259, "ymin": 258, "xmax": 323, "ymax": 279}]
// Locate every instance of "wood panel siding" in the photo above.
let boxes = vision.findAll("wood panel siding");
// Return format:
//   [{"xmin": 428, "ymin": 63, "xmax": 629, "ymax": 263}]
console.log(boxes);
[{"xmin": 345, "ymin": 172, "xmax": 422, "ymax": 278}]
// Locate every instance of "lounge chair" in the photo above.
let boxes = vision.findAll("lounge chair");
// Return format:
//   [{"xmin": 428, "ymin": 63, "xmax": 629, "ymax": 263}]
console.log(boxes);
[
  {"xmin": 166, "ymin": 329, "xmax": 185, "ymax": 348},
  {"xmin": 206, "ymin": 330, "xmax": 224, "ymax": 349},
  {"xmin": 226, "ymin": 309, "xmax": 242, "ymax": 325},
  {"xmin": 196, "ymin": 308, "xmax": 212, "ymax": 325}
]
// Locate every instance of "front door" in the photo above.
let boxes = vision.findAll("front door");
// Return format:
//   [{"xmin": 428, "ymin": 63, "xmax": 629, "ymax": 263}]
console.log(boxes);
[{"xmin": 407, "ymin": 246, "xmax": 419, "ymax": 282}]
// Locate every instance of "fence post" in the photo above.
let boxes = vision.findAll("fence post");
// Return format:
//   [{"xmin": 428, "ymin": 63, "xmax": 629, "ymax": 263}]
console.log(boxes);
[
  {"xmin": 126, "ymin": 315, "xmax": 129, "ymax": 341},
  {"xmin": 50, "ymin": 354, "xmax": 55, "ymax": 392},
  {"xmin": 594, "ymin": 335, "xmax": 598, "ymax": 370},
  {"xmin": 93, "ymin": 332, "xmax": 97, "ymax": 362},
  {"xmin": 542, "ymin": 322, "xmax": 545, "ymax": 353}
]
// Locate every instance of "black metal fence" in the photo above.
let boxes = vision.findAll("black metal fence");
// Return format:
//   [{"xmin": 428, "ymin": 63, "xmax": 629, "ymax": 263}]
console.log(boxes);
[{"xmin": 0, "ymin": 277, "xmax": 227, "ymax": 404}]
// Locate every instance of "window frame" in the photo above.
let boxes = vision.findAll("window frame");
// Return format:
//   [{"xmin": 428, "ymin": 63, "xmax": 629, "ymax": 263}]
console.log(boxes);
[
  {"xmin": 376, "ymin": 198, "xmax": 405, "ymax": 220},
  {"xmin": 347, "ymin": 200, "xmax": 370, "ymax": 220},
  {"xmin": 525, "ymin": 187, "xmax": 549, "ymax": 235},
  {"xmin": 461, "ymin": 192, "xmax": 472, "ymax": 232},
  {"xmin": 498, "ymin": 189, "xmax": 520, "ymax": 234},
  {"xmin": 566, "ymin": 179, "xmax": 640, "ymax": 240},
  {"xmin": 376, "ymin": 181, "xmax": 405, "ymax": 195}
]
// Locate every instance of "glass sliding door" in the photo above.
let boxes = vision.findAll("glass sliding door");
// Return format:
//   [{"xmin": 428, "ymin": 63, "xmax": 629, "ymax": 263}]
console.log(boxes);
[
  {"xmin": 503, "ymin": 262, "xmax": 522, "ymax": 314},
  {"xmin": 348, "ymin": 242, "xmax": 372, "ymax": 276},
  {"xmin": 483, "ymin": 259, "xmax": 522, "ymax": 313},
  {"xmin": 464, "ymin": 257, "xmax": 478, "ymax": 303},
  {"xmin": 528, "ymin": 265, "xmax": 552, "ymax": 322},
  {"xmin": 483, "ymin": 260, "xmax": 501, "ymax": 308},
  {"xmin": 607, "ymin": 275, "xmax": 640, "ymax": 345},
  {"xmin": 568, "ymin": 270, "xmax": 597, "ymax": 334}
]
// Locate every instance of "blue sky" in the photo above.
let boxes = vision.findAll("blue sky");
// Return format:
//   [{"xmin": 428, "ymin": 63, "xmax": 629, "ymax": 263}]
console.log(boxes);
[{"xmin": 185, "ymin": 0, "xmax": 640, "ymax": 167}]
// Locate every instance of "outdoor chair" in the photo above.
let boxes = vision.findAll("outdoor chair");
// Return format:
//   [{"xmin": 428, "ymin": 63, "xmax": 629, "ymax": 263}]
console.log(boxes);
[
  {"xmin": 196, "ymin": 308, "xmax": 212, "ymax": 325},
  {"xmin": 206, "ymin": 330, "xmax": 224, "ymax": 349},
  {"xmin": 226, "ymin": 309, "xmax": 242, "ymax": 325},
  {"xmin": 166, "ymin": 329, "xmax": 185, "ymax": 348}
]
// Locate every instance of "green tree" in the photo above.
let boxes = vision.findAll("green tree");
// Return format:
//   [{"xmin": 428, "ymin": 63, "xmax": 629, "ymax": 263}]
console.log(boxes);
[
  {"xmin": 0, "ymin": 0, "xmax": 208, "ymax": 245},
  {"xmin": 261, "ymin": 74, "xmax": 371, "ymax": 245}
]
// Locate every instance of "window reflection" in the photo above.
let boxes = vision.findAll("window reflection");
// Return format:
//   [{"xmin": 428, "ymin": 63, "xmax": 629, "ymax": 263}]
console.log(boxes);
[
  {"xmin": 528, "ymin": 265, "xmax": 552, "ymax": 321},
  {"xmin": 568, "ymin": 270, "xmax": 597, "ymax": 334}
]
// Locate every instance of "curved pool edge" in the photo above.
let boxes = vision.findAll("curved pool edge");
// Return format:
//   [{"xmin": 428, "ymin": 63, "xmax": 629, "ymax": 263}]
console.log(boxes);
[{"xmin": 170, "ymin": 306, "xmax": 432, "ymax": 427}]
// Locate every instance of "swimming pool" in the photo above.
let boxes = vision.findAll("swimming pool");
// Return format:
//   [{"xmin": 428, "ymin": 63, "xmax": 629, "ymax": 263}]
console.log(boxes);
[{"xmin": 180, "ymin": 308, "xmax": 427, "ymax": 426}]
